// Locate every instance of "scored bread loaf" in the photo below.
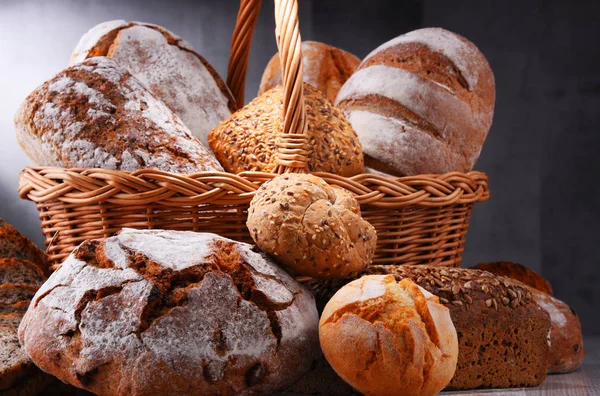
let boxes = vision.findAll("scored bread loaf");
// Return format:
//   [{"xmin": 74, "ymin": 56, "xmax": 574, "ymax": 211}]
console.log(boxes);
[
  {"xmin": 0, "ymin": 219, "xmax": 48, "ymax": 275},
  {"xmin": 259, "ymin": 41, "xmax": 361, "ymax": 103},
  {"xmin": 15, "ymin": 56, "xmax": 223, "ymax": 173},
  {"xmin": 209, "ymin": 83, "xmax": 364, "ymax": 176},
  {"xmin": 319, "ymin": 275, "xmax": 458, "ymax": 396},
  {"xmin": 71, "ymin": 20, "xmax": 235, "ymax": 147},
  {"xmin": 19, "ymin": 229, "xmax": 319, "ymax": 395},
  {"xmin": 336, "ymin": 28, "xmax": 495, "ymax": 176}
]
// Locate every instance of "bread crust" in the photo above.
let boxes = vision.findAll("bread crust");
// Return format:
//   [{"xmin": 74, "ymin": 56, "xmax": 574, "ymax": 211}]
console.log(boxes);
[
  {"xmin": 71, "ymin": 20, "xmax": 235, "ymax": 147},
  {"xmin": 319, "ymin": 275, "xmax": 458, "ymax": 396},
  {"xmin": 0, "ymin": 219, "xmax": 48, "ymax": 275},
  {"xmin": 209, "ymin": 83, "xmax": 364, "ymax": 176},
  {"xmin": 473, "ymin": 261, "xmax": 553, "ymax": 295},
  {"xmin": 336, "ymin": 28, "xmax": 495, "ymax": 176},
  {"xmin": 259, "ymin": 41, "xmax": 361, "ymax": 103},
  {"xmin": 247, "ymin": 174, "xmax": 376, "ymax": 279},
  {"xmin": 15, "ymin": 57, "xmax": 223, "ymax": 173},
  {"xmin": 18, "ymin": 229, "xmax": 319, "ymax": 395}
]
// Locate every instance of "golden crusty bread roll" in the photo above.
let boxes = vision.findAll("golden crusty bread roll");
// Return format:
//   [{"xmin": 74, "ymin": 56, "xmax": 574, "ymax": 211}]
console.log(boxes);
[
  {"xmin": 336, "ymin": 28, "xmax": 495, "ymax": 176},
  {"xmin": 209, "ymin": 83, "xmax": 364, "ymax": 176},
  {"xmin": 247, "ymin": 174, "xmax": 376, "ymax": 279},
  {"xmin": 319, "ymin": 275, "xmax": 458, "ymax": 396},
  {"xmin": 259, "ymin": 41, "xmax": 361, "ymax": 103}
]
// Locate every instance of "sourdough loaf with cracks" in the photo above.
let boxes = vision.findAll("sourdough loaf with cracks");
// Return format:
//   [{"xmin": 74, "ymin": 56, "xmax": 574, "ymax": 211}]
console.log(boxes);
[
  {"xmin": 71, "ymin": 20, "xmax": 235, "ymax": 147},
  {"xmin": 18, "ymin": 229, "xmax": 319, "ymax": 395},
  {"xmin": 336, "ymin": 28, "xmax": 495, "ymax": 176},
  {"xmin": 259, "ymin": 41, "xmax": 361, "ymax": 103},
  {"xmin": 15, "ymin": 57, "xmax": 222, "ymax": 173}
]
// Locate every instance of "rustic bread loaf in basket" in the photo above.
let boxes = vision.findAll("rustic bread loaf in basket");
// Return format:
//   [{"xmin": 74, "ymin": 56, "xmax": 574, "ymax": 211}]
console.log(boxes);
[{"xmin": 17, "ymin": 0, "xmax": 489, "ymax": 271}]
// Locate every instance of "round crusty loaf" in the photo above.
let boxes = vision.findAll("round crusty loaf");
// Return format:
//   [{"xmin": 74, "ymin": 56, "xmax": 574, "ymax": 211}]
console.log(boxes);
[
  {"xmin": 15, "ymin": 57, "xmax": 223, "ymax": 173},
  {"xmin": 335, "ymin": 28, "xmax": 495, "ymax": 176},
  {"xmin": 319, "ymin": 275, "xmax": 458, "ymax": 396},
  {"xmin": 71, "ymin": 20, "xmax": 235, "ymax": 147},
  {"xmin": 247, "ymin": 174, "xmax": 376, "ymax": 279},
  {"xmin": 209, "ymin": 83, "xmax": 364, "ymax": 176},
  {"xmin": 473, "ymin": 261, "xmax": 553, "ymax": 296},
  {"xmin": 259, "ymin": 41, "xmax": 361, "ymax": 103},
  {"xmin": 0, "ymin": 219, "xmax": 48, "ymax": 275},
  {"xmin": 18, "ymin": 228, "xmax": 319, "ymax": 395}
]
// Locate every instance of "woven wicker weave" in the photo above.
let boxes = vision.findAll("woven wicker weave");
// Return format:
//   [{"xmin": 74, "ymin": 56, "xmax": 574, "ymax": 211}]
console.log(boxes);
[{"xmin": 18, "ymin": 0, "xmax": 489, "ymax": 271}]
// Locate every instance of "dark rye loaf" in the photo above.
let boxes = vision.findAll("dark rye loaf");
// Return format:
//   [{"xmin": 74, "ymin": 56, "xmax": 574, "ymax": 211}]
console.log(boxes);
[
  {"xmin": 309, "ymin": 265, "xmax": 550, "ymax": 390},
  {"xmin": 19, "ymin": 229, "xmax": 319, "ymax": 396},
  {"xmin": 15, "ymin": 57, "xmax": 223, "ymax": 174},
  {"xmin": 0, "ymin": 219, "xmax": 48, "ymax": 275}
]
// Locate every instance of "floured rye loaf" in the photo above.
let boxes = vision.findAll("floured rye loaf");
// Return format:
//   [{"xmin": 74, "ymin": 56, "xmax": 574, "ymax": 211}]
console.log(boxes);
[
  {"xmin": 19, "ymin": 229, "xmax": 319, "ymax": 395},
  {"xmin": 15, "ymin": 57, "xmax": 222, "ymax": 173},
  {"xmin": 71, "ymin": 20, "xmax": 235, "ymax": 147},
  {"xmin": 336, "ymin": 28, "xmax": 495, "ymax": 176},
  {"xmin": 310, "ymin": 265, "xmax": 550, "ymax": 390},
  {"xmin": 259, "ymin": 41, "xmax": 361, "ymax": 103}
]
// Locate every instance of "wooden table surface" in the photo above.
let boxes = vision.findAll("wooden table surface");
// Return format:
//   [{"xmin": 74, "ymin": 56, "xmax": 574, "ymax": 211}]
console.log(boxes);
[{"xmin": 446, "ymin": 337, "xmax": 600, "ymax": 396}]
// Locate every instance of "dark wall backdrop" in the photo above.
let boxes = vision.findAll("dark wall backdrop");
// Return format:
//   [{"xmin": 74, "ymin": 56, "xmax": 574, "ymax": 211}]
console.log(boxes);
[{"xmin": 1, "ymin": 0, "xmax": 599, "ymax": 333}]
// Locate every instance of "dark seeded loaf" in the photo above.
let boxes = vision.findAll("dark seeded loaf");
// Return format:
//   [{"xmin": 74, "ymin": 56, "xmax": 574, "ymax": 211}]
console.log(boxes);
[{"xmin": 0, "ymin": 219, "xmax": 48, "ymax": 275}]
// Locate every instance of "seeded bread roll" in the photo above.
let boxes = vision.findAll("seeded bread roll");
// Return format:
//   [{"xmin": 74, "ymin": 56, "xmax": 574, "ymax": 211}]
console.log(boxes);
[
  {"xmin": 259, "ymin": 41, "xmax": 361, "ymax": 103},
  {"xmin": 473, "ymin": 261, "xmax": 553, "ymax": 295},
  {"xmin": 336, "ymin": 28, "xmax": 495, "ymax": 176},
  {"xmin": 71, "ymin": 20, "xmax": 235, "ymax": 147},
  {"xmin": 209, "ymin": 83, "xmax": 364, "ymax": 176},
  {"xmin": 247, "ymin": 174, "xmax": 376, "ymax": 279},
  {"xmin": 0, "ymin": 219, "xmax": 48, "ymax": 275},
  {"xmin": 19, "ymin": 229, "xmax": 319, "ymax": 395},
  {"xmin": 320, "ymin": 275, "xmax": 458, "ymax": 396},
  {"xmin": 15, "ymin": 57, "xmax": 222, "ymax": 173}
]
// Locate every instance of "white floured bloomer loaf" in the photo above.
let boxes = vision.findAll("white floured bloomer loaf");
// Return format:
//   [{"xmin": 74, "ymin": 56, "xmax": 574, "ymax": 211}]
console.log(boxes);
[
  {"xmin": 71, "ymin": 20, "xmax": 235, "ymax": 147},
  {"xmin": 18, "ymin": 229, "xmax": 319, "ymax": 395},
  {"xmin": 336, "ymin": 28, "xmax": 495, "ymax": 176},
  {"xmin": 14, "ymin": 57, "xmax": 223, "ymax": 173}
]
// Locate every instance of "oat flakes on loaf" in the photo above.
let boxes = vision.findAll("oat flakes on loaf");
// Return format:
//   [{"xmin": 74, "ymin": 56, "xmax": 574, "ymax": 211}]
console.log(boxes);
[
  {"xmin": 18, "ymin": 229, "xmax": 319, "ymax": 396},
  {"xmin": 336, "ymin": 28, "xmax": 495, "ymax": 176},
  {"xmin": 209, "ymin": 83, "xmax": 364, "ymax": 176},
  {"xmin": 71, "ymin": 20, "xmax": 235, "ymax": 147},
  {"xmin": 247, "ymin": 174, "xmax": 376, "ymax": 279},
  {"xmin": 15, "ymin": 57, "xmax": 223, "ymax": 173}
]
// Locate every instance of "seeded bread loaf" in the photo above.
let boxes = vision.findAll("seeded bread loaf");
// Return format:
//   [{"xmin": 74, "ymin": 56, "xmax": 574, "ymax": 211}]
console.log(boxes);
[
  {"xmin": 0, "ymin": 219, "xmax": 48, "ymax": 275},
  {"xmin": 0, "ymin": 258, "xmax": 46, "ymax": 287},
  {"xmin": 71, "ymin": 20, "xmax": 235, "ymax": 147},
  {"xmin": 336, "ymin": 28, "xmax": 495, "ymax": 176},
  {"xmin": 259, "ymin": 41, "xmax": 361, "ymax": 103},
  {"xmin": 15, "ymin": 57, "xmax": 222, "ymax": 173},
  {"xmin": 247, "ymin": 174, "xmax": 376, "ymax": 279},
  {"xmin": 473, "ymin": 261, "xmax": 553, "ymax": 295},
  {"xmin": 19, "ymin": 229, "xmax": 319, "ymax": 395},
  {"xmin": 320, "ymin": 275, "xmax": 458, "ymax": 396},
  {"xmin": 209, "ymin": 83, "xmax": 364, "ymax": 176}
]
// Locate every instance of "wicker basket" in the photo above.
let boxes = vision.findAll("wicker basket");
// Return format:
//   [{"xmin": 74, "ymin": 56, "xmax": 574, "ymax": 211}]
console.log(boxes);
[{"xmin": 18, "ymin": 0, "xmax": 489, "ymax": 272}]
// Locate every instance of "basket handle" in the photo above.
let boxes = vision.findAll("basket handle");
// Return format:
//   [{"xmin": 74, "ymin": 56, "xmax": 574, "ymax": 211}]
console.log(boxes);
[
  {"xmin": 227, "ymin": 0, "xmax": 309, "ymax": 174},
  {"xmin": 226, "ymin": 0, "xmax": 262, "ymax": 110}
]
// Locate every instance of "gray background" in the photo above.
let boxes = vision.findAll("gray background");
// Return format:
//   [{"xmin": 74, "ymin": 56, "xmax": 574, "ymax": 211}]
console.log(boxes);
[{"xmin": 1, "ymin": 0, "xmax": 599, "ymax": 333}]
